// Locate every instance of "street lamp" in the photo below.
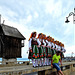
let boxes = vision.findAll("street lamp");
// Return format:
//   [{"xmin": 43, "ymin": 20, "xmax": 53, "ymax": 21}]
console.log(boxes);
[{"xmin": 65, "ymin": 8, "xmax": 75, "ymax": 24}]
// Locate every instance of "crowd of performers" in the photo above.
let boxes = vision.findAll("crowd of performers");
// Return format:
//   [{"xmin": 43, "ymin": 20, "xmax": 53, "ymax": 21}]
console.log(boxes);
[{"xmin": 28, "ymin": 32, "xmax": 66, "ymax": 68}]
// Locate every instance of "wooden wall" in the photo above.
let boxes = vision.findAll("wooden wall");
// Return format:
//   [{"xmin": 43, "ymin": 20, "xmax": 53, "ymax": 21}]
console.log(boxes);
[
  {"xmin": 0, "ymin": 26, "xmax": 22, "ymax": 59},
  {"xmin": 3, "ymin": 36, "xmax": 22, "ymax": 59},
  {"xmin": 0, "ymin": 26, "xmax": 3, "ymax": 57},
  {"xmin": 0, "ymin": 36, "xmax": 1, "ymax": 57}
]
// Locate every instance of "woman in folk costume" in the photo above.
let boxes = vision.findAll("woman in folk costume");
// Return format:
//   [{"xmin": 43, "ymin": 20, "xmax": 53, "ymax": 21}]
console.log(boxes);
[
  {"xmin": 37, "ymin": 33, "xmax": 44, "ymax": 67},
  {"xmin": 48, "ymin": 36, "xmax": 53, "ymax": 65},
  {"xmin": 60, "ymin": 43, "xmax": 63, "ymax": 60},
  {"xmin": 61, "ymin": 44, "xmax": 66, "ymax": 53},
  {"xmin": 60, "ymin": 43, "xmax": 66, "ymax": 60},
  {"xmin": 54, "ymin": 40, "xmax": 57, "ymax": 52},
  {"xmin": 56, "ymin": 41, "xmax": 60, "ymax": 51},
  {"xmin": 58, "ymin": 41, "xmax": 61, "ymax": 52},
  {"xmin": 53, "ymin": 40, "xmax": 57, "ymax": 55},
  {"xmin": 28, "ymin": 32, "xmax": 38, "ymax": 67},
  {"xmin": 55, "ymin": 40, "xmax": 59, "ymax": 51},
  {"xmin": 42, "ymin": 34, "xmax": 47, "ymax": 66},
  {"xmin": 46, "ymin": 36, "xmax": 52, "ymax": 66},
  {"xmin": 51, "ymin": 38, "xmax": 55, "ymax": 56}
]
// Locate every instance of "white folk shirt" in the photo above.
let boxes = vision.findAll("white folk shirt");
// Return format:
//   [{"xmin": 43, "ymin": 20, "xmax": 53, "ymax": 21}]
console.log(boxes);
[
  {"xmin": 58, "ymin": 45, "xmax": 61, "ymax": 51},
  {"xmin": 62, "ymin": 47, "xmax": 66, "ymax": 52},
  {"xmin": 51, "ymin": 43, "xmax": 55, "ymax": 49},
  {"xmin": 46, "ymin": 40, "xmax": 50, "ymax": 47},
  {"xmin": 37, "ymin": 38, "xmax": 41, "ymax": 46},
  {"xmin": 29, "ymin": 37, "xmax": 37, "ymax": 49},
  {"xmin": 43, "ymin": 39, "xmax": 46, "ymax": 46},
  {"xmin": 49, "ymin": 42, "xmax": 52, "ymax": 48},
  {"xmin": 56, "ymin": 45, "xmax": 59, "ymax": 51}
]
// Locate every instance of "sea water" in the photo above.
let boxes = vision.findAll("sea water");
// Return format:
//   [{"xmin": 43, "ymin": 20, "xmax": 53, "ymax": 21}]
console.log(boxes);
[{"xmin": 0, "ymin": 58, "xmax": 30, "ymax": 61}]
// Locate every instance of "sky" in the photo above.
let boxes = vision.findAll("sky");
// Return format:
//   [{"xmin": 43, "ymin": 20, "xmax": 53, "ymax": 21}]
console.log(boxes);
[{"xmin": 0, "ymin": 0, "xmax": 75, "ymax": 58}]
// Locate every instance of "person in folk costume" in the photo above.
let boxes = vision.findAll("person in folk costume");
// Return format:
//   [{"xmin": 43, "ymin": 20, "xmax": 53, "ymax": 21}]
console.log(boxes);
[
  {"xmin": 42, "ymin": 34, "xmax": 47, "ymax": 66},
  {"xmin": 54, "ymin": 40, "xmax": 58, "ymax": 52},
  {"xmin": 28, "ymin": 32, "xmax": 38, "ymax": 67},
  {"xmin": 56, "ymin": 41, "xmax": 60, "ymax": 51},
  {"xmin": 60, "ymin": 43, "xmax": 66, "ymax": 60},
  {"xmin": 51, "ymin": 38, "xmax": 55, "ymax": 56},
  {"xmin": 62, "ymin": 44, "xmax": 66, "ymax": 53},
  {"xmin": 48, "ymin": 36, "xmax": 53, "ymax": 65},
  {"xmin": 56, "ymin": 40, "xmax": 59, "ymax": 51},
  {"xmin": 37, "ymin": 33, "xmax": 44, "ymax": 67},
  {"xmin": 59, "ymin": 42, "xmax": 63, "ymax": 60},
  {"xmin": 53, "ymin": 39, "xmax": 57, "ymax": 55},
  {"xmin": 46, "ymin": 36, "xmax": 52, "ymax": 66},
  {"xmin": 57, "ymin": 41, "xmax": 62, "ymax": 65}
]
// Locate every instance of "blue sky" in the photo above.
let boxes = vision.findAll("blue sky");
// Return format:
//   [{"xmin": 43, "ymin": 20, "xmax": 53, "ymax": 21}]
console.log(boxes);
[{"xmin": 0, "ymin": 0, "xmax": 75, "ymax": 58}]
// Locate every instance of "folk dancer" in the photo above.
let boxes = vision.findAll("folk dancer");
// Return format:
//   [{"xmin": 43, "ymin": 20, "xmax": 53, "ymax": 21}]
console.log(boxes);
[
  {"xmin": 51, "ymin": 38, "xmax": 55, "ymax": 56},
  {"xmin": 46, "ymin": 36, "xmax": 52, "ymax": 66},
  {"xmin": 28, "ymin": 32, "xmax": 38, "ymax": 67},
  {"xmin": 48, "ymin": 36, "xmax": 53, "ymax": 65},
  {"xmin": 60, "ymin": 43, "xmax": 66, "ymax": 60},
  {"xmin": 42, "ymin": 34, "xmax": 46, "ymax": 66},
  {"xmin": 37, "ymin": 33, "xmax": 43, "ymax": 67}
]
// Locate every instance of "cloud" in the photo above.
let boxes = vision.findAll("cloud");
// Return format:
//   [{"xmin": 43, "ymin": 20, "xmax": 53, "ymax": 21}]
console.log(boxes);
[
  {"xmin": 25, "ymin": 14, "xmax": 32, "ymax": 24},
  {"xmin": 34, "ymin": 12, "xmax": 39, "ymax": 18},
  {"xmin": 64, "ymin": 45, "xmax": 75, "ymax": 57},
  {"xmin": 0, "ymin": 0, "xmax": 75, "ymax": 58}
]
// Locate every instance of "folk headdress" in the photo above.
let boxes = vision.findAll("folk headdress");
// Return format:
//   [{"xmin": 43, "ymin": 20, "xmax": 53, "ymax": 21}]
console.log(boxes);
[
  {"xmin": 54, "ymin": 40, "xmax": 57, "ymax": 44},
  {"xmin": 60, "ymin": 42, "xmax": 63, "ymax": 47},
  {"xmin": 37, "ymin": 33, "xmax": 42, "ymax": 39},
  {"xmin": 29, "ymin": 31, "xmax": 36, "ymax": 40},
  {"xmin": 56, "ymin": 41, "xmax": 59, "ymax": 45},
  {"xmin": 55, "ymin": 40, "xmax": 57, "ymax": 45},
  {"xmin": 62, "ymin": 44, "xmax": 64, "ymax": 47},
  {"xmin": 51, "ymin": 37, "xmax": 54, "ymax": 42},
  {"xmin": 42, "ymin": 34, "xmax": 46, "ymax": 40},
  {"xmin": 46, "ymin": 36, "xmax": 50, "ymax": 41}
]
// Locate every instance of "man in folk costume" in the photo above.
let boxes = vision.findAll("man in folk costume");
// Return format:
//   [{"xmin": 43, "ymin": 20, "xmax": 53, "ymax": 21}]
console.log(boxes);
[
  {"xmin": 37, "ymin": 33, "xmax": 43, "ymax": 67},
  {"xmin": 28, "ymin": 32, "xmax": 38, "ymax": 67},
  {"xmin": 42, "ymin": 34, "xmax": 47, "ymax": 66},
  {"xmin": 46, "ymin": 36, "xmax": 52, "ymax": 66}
]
